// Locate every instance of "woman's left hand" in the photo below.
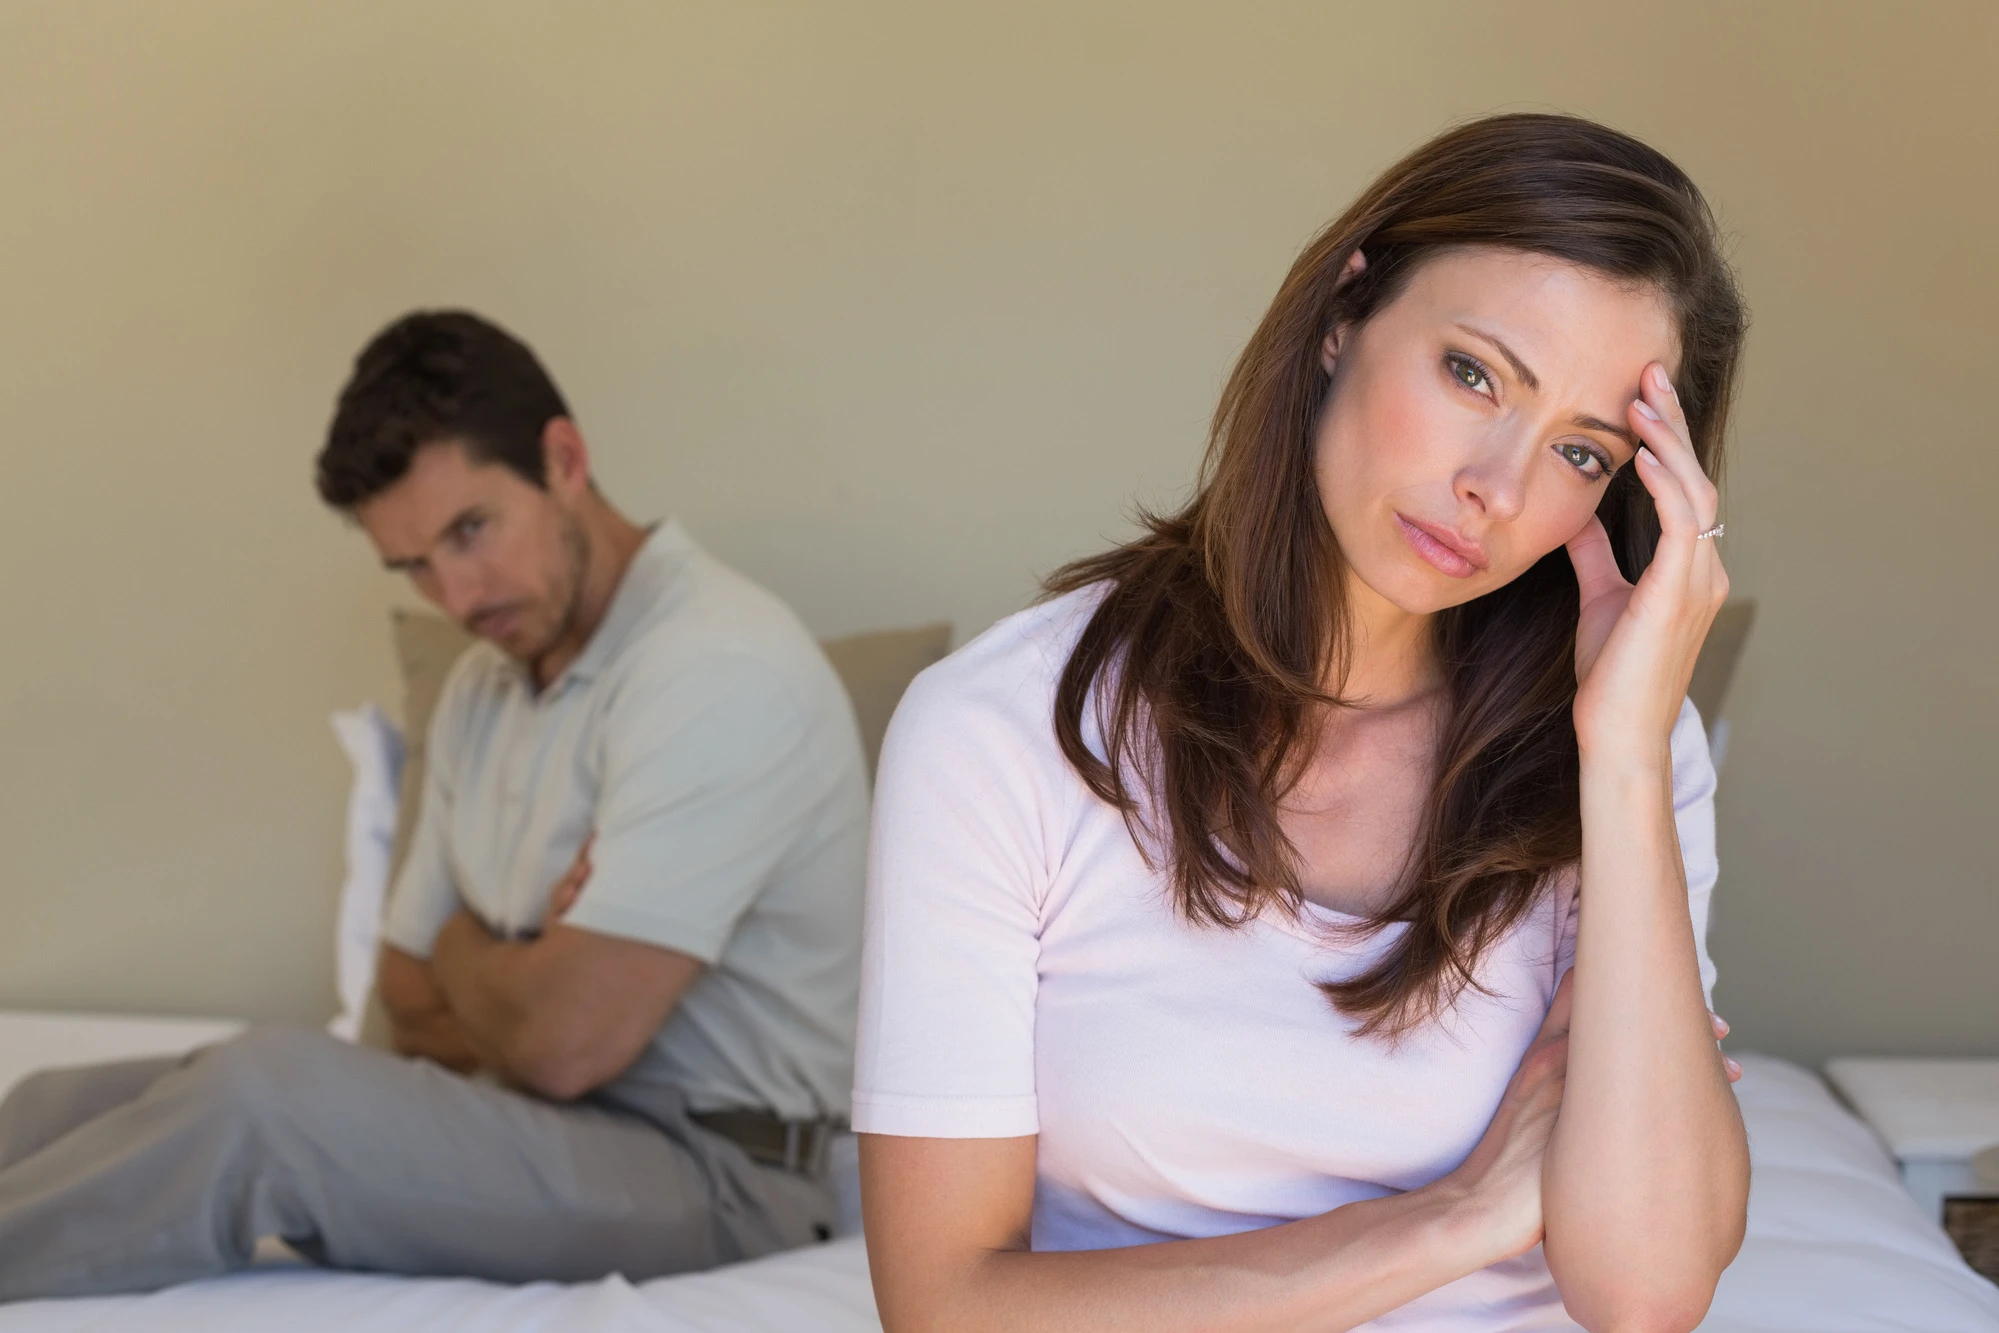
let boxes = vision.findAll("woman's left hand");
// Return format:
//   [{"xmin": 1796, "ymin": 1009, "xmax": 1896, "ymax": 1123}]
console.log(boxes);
[
  {"xmin": 1711, "ymin": 1010, "xmax": 1743, "ymax": 1082},
  {"xmin": 1565, "ymin": 361, "xmax": 1730, "ymax": 758}
]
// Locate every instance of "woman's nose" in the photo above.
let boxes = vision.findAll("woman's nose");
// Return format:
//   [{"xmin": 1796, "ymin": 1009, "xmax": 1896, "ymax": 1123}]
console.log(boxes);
[{"xmin": 1454, "ymin": 440, "xmax": 1531, "ymax": 522}]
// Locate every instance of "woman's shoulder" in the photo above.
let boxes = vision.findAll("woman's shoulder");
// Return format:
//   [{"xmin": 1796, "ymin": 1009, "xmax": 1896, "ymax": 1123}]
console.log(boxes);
[
  {"xmin": 933, "ymin": 583, "xmax": 1106, "ymax": 689},
  {"xmin": 883, "ymin": 583, "xmax": 1109, "ymax": 769}
]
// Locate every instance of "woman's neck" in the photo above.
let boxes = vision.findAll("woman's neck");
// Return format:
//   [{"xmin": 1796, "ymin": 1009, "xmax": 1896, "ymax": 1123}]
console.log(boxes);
[{"xmin": 1333, "ymin": 571, "xmax": 1445, "ymax": 709}]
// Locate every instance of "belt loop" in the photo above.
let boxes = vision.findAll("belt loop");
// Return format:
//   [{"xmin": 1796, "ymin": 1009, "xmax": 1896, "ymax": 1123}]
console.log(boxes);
[{"xmin": 783, "ymin": 1121, "xmax": 802, "ymax": 1174}]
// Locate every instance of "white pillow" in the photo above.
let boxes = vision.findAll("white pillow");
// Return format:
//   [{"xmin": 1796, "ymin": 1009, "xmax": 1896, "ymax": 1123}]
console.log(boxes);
[{"xmin": 328, "ymin": 705, "xmax": 404, "ymax": 1042}]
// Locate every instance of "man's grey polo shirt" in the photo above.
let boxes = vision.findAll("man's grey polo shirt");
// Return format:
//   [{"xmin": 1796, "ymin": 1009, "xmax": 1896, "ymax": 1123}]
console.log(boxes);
[{"xmin": 382, "ymin": 519, "xmax": 870, "ymax": 1122}]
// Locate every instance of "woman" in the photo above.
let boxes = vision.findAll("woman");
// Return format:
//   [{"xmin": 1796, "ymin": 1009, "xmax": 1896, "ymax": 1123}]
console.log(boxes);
[{"xmin": 855, "ymin": 113, "xmax": 1751, "ymax": 1332}]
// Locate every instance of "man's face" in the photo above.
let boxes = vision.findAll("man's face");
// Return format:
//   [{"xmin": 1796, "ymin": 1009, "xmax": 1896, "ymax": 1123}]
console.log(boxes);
[{"xmin": 356, "ymin": 439, "xmax": 588, "ymax": 666}]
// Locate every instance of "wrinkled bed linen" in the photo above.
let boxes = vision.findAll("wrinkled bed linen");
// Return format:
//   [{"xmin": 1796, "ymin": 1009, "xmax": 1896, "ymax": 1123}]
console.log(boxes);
[{"xmin": 0, "ymin": 1016, "xmax": 1991, "ymax": 1332}]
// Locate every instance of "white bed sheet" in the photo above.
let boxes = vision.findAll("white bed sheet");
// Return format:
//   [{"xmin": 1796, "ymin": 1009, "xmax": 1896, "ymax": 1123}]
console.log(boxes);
[{"xmin": 0, "ymin": 1015, "xmax": 1991, "ymax": 1332}]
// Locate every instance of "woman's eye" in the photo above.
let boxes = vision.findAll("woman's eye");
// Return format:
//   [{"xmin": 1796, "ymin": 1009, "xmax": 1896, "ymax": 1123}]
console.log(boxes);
[
  {"xmin": 1557, "ymin": 443, "xmax": 1608, "ymax": 479},
  {"xmin": 1445, "ymin": 353, "xmax": 1492, "ymax": 395}
]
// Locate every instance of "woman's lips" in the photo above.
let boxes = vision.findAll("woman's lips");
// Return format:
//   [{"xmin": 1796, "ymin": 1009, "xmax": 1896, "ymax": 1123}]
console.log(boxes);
[{"xmin": 1394, "ymin": 512, "xmax": 1487, "ymax": 578}]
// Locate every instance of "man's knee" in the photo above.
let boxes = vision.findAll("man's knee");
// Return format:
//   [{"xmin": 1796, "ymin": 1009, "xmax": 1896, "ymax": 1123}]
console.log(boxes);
[
  {"xmin": 0, "ymin": 1068, "xmax": 84, "ymax": 1162},
  {"xmin": 186, "ymin": 1026, "xmax": 349, "ymax": 1123},
  {"xmin": 0, "ymin": 1056, "xmax": 178, "ymax": 1163},
  {"xmin": 2, "ymin": 1066, "xmax": 73, "ymax": 1119}
]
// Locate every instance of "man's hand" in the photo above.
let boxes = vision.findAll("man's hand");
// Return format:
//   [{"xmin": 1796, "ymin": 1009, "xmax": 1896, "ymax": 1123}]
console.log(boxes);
[
  {"xmin": 541, "ymin": 834, "xmax": 595, "ymax": 932},
  {"xmin": 375, "ymin": 944, "xmax": 485, "ymax": 1074},
  {"xmin": 429, "ymin": 842, "xmax": 705, "ymax": 1103}
]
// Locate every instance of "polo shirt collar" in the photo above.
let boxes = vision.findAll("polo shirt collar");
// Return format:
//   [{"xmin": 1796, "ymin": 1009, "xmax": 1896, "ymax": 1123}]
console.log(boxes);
[{"xmin": 542, "ymin": 518, "xmax": 693, "ymax": 694}]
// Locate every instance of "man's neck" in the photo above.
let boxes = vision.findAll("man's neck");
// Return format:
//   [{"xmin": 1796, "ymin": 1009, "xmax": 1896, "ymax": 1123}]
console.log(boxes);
[{"xmin": 531, "ymin": 500, "xmax": 650, "ymax": 690}]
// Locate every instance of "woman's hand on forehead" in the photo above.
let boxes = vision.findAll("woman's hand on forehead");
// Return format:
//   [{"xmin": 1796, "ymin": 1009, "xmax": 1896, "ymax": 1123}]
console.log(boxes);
[{"xmin": 1565, "ymin": 358, "xmax": 1729, "ymax": 754}]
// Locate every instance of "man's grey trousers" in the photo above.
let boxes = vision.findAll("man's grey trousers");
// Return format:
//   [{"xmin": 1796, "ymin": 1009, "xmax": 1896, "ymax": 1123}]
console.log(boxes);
[{"xmin": 0, "ymin": 1026, "xmax": 837, "ymax": 1301}]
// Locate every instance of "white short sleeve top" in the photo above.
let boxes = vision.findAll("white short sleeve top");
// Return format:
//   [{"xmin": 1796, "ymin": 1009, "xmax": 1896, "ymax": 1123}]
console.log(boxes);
[{"xmin": 852, "ymin": 586, "xmax": 1719, "ymax": 1330}]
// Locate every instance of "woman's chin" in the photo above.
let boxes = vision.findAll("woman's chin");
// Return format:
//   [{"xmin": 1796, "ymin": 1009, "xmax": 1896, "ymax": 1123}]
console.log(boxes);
[{"xmin": 1347, "ymin": 559, "xmax": 1485, "ymax": 617}]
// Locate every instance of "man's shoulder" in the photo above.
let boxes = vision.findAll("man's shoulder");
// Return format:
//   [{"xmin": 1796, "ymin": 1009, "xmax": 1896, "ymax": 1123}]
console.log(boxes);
[
  {"xmin": 588, "ymin": 545, "xmax": 868, "ymax": 802},
  {"xmin": 604, "ymin": 546, "xmax": 841, "ymax": 720}
]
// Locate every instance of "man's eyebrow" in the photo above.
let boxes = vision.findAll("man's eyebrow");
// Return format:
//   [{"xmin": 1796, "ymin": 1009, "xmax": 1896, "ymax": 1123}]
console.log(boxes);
[
  {"xmin": 380, "ymin": 507, "xmax": 482, "ymax": 572},
  {"xmin": 1453, "ymin": 322, "xmax": 1640, "ymax": 454}
]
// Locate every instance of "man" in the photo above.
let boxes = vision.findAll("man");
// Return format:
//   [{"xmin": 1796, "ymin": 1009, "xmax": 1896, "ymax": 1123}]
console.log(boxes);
[{"xmin": 0, "ymin": 311, "xmax": 870, "ymax": 1298}]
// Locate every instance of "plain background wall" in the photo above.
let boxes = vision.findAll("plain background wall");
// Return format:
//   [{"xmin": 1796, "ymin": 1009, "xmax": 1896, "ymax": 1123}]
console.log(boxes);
[{"xmin": 1, "ymin": 2, "xmax": 1992, "ymax": 1066}]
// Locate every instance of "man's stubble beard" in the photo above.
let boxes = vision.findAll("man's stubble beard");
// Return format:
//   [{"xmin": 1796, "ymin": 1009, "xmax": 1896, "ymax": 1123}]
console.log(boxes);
[{"xmin": 526, "ymin": 512, "xmax": 593, "ymax": 673}]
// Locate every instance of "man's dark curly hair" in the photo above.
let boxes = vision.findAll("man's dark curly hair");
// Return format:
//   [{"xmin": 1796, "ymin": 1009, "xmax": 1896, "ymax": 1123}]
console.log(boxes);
[{"xmin": 316, "ymin": 310, "xmax": 571, "ymax": 509}]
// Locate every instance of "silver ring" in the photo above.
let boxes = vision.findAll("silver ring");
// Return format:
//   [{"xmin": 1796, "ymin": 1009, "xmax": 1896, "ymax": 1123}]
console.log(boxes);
[{"xmin": 1695, "ymin": 522, "xmax": 1725, "ymax": 540}]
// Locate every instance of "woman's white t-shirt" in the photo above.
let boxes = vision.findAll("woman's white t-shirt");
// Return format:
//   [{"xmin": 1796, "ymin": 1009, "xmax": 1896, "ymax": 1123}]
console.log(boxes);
[{"xmin": 852, "ymin": 587, "xmax": 1719, "ymax": 1332}]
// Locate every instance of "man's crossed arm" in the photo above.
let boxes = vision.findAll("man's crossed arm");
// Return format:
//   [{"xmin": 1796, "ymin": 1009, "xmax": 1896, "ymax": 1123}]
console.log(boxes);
[{"xmin": 375, "ymin": 841, "xmax": 703, "ymax": 1101}]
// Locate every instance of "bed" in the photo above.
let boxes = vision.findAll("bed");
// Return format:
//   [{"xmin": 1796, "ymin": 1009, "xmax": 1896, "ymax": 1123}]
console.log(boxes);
[{"xmin": 0, "ymin": 1012, "xmax": 1991, "ymax": 1331}]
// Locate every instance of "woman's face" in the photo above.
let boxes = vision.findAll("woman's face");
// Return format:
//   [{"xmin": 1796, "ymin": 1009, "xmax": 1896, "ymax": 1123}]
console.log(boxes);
[{"xmin": 1314, "ymin": 247, "xmax": 1680, "ymax": 617}]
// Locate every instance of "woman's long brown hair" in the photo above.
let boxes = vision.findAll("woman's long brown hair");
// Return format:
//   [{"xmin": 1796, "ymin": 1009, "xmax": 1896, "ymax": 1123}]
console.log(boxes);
[{"xmin": 1045, "ymin": 113, "xmax": 1748, "ymax": 1037}]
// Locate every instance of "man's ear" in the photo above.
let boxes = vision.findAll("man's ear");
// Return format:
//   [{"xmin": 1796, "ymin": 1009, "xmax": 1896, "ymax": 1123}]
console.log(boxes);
[{"xmin": 541, "ymin": 418, "xmax": 591, "ymax": 498}]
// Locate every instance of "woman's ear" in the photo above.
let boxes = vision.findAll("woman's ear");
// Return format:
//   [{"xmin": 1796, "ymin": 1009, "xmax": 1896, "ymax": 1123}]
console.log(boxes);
[
  {"xmin": 1320, "ymin": 327, "xmax": 1346, "ymax": 376},
  {"xmin": 1319, "ymin": 248, "xmax": 1368, "ymax": 375}
]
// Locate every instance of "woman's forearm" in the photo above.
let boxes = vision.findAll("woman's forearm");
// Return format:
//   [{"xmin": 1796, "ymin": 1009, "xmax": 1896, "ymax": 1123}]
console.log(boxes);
[
  {"xmin": 878, "ymin": 1183, "xmax": 1501, "ymax": 1333},
  {"xmin": 1542, "ymin": 749, "xmax": 1749, "ymax": 1332}
]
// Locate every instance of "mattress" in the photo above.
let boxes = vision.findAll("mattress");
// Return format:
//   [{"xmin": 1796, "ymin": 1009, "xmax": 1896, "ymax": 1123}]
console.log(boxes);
[{"xmin": 0, "ymin": 1013, "xmax": 1992, "ymax": 1332}]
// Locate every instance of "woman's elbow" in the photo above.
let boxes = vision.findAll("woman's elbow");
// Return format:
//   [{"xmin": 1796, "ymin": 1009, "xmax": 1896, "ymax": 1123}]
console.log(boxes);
[
  {"xmin": 1556, "ymin": 1239, "xmax": 1741, "ymax": 1333},
  {"xmin": 1551, "ymin": 1164, "xmax": 1749, "ymax": 1330},
  {"xmin": 870, "ymin": 1260, "xmax": 1008, "ymax": 1333},
  {"xmin": 1562, "ymin": 1287, "xmax": 1716, "ymax": 1333}
]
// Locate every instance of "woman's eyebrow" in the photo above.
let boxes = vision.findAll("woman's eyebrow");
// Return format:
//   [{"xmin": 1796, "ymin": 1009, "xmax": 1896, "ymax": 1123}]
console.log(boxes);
[
  {"xmin": 1453, "ymin": 323, "xmax": 1540, "ymax": 391},
  {"xmin": 1454, "ymin": 322, "xmax": 1640, "ymax": 452},
  {"xmin": 1573, "ymin": 413, "xmax": 1640, "ymax": 453}
]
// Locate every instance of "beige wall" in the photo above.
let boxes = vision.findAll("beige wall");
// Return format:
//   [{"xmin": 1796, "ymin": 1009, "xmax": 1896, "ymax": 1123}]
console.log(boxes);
[{"xmin": 1, "ymin": 2, "xmax": 1992, "ymax": 1065}]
